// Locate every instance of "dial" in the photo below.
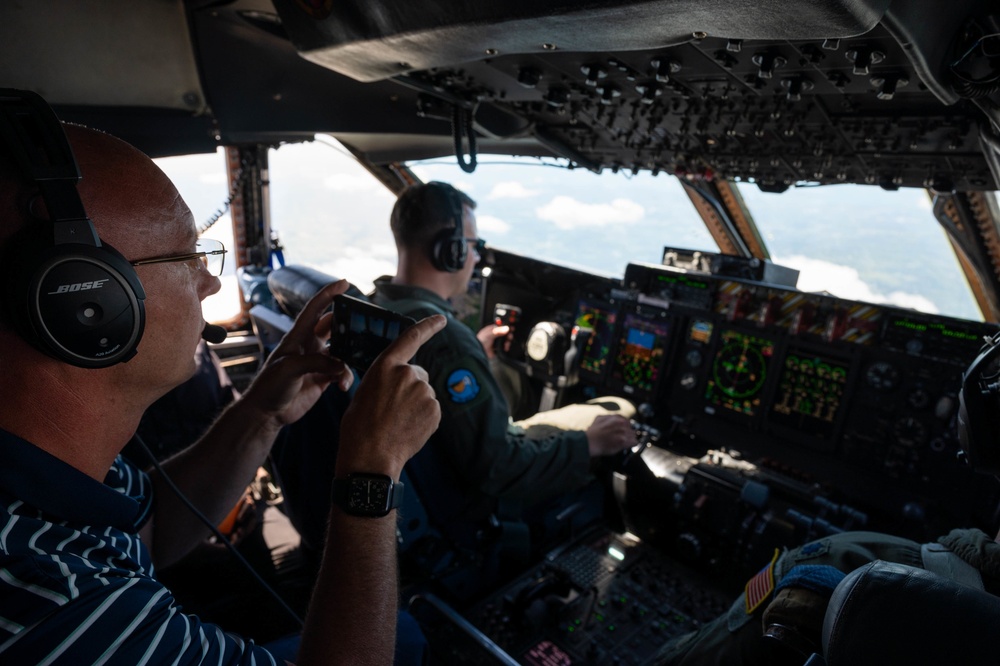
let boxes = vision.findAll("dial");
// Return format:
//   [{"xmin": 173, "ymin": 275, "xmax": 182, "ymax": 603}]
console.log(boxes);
[
  {"xmin": 865, "ymin": 361, "xmax": 899, "ymax": 391},
  {"xmin": 893, "ymin": 416, "xmax": 928, "ymax": 448},
  {"xmin": 679, "ymin": 372, "xmax": 698, "ymax": 390},
  {"xmin": 906, "ymin": 388, "xmax": 930, "ymax": 410}
]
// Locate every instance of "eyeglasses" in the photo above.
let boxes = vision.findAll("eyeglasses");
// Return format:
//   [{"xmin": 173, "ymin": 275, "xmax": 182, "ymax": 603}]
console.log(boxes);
[
  {"xmin": 130, "ymin": 238, "xmax": 227, "ymax": 277},
  {"xmin": 465, "ymin": 237, "xmax": 487, "ymax": 255}
]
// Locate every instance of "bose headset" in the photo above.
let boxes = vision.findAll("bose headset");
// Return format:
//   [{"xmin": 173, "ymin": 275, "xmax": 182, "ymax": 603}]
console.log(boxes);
[
  {"xmin": 427, "ymin": 181, "xmax": 469, "ymax": 273},
  {"xmin": 958, "ymin": 330, "xmax": 1000, "ymax": 476},
  {"xmin": 0, "ymin": 88, "xmax": 146, "ymax": 368}
]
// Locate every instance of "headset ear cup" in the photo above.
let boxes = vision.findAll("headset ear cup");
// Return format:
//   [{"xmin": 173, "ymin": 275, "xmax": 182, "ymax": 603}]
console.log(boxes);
[
  {"xmin": 431, "ymin": 229, "xmax": 468, "ymax": 273},
  {"xmin": 958, "ymin": 334, "xmax": 1000, "ymax": 475},
  {"xmin": 3, "ymin": 224, "xmax": 51, "ymax": 345},
  {"xmin": 0, "ymin": 89, "xmax": 146, "ymax": 368},
  {"xmin": 12, "ymin": 236, "xmax": 146, "ymax": 368},
  {"xmin": 428, "ymin": 184, "xmax": 469, "ymax": 273}
]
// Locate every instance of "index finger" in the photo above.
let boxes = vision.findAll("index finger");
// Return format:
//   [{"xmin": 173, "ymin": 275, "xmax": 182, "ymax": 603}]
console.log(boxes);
[
  {"xmin": 280, "ymin": 280, "xmax": 350, "ymax": 345},
  {"xmin": 376, "ymin": 315, "xmax": 447, "ymax": 366},
  {"xmin": 297, "ymin": 280, "xmax": 350, "ymax": 325}
]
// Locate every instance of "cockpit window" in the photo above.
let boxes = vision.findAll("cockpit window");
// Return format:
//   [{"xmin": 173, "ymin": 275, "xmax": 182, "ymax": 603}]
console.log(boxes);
[
  {"xmin": 736, "ymin": 182, "xmax": 983, "ymax": 321},
  {"xmin": 410, "ymin": 156, "xmax": 719, "ymax": 277},
  {"xmin": 158, "ymin": 141, "xmax": 987, "ymax": 326},
  {"xmin": 154, "ymin": 149, "xmax": 240, "ymax": 323},
  {"xmin": 268, "ymin": 139, "xmax": 398, "ymax": 293}
]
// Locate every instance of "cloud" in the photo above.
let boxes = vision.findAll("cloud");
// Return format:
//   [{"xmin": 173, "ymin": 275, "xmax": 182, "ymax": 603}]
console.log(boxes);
[
  {"xmin": 314, "ymin": 244, "xmax": 398, "ymax": 293},
  {"xmin": 777, "ymin": 255, "xmax": 939, "ymax": 314},
  {"xmin": 199, "ymin": 172, "xmax": 228, "ymax": 185},
  {"xmin": 536, "ymin": 196, "xmax": 645, "ymax": 230},
  {"xmin": 323, "ymin": 172, "xmax": 388, "ymax": 193},
  {"xmin": 487, "ymin": 181, "xmax": 541, "ymax": 199},
  {"xmin": 477, "ymin": 214, "xmax": 511, "ymax": 235}
]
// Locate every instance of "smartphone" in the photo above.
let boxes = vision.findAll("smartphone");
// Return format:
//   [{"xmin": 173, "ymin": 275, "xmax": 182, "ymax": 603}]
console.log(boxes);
[{"xmin": 329, "ymin": 294, "xmax": 416, "ymax": 372}]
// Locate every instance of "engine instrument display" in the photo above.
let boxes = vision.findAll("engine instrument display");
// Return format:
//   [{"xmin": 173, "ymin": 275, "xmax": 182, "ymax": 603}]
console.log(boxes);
[
  {"xmin": 705, "ymin": 329, "xmax": 775, "ymax": 417},
  {"xmin": 575, "ymin": 298, "xmax": 619, "ymax": 382},
  {"xmin": 608, "ymin": 308, "xmax": 673, "ymax": 398},
  {"xmin": 769, "ymin": 350, "xmax": 850, "ymax": 439}
]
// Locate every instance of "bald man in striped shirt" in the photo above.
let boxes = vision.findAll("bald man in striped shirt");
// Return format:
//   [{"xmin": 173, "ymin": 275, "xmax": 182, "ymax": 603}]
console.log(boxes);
[{"xmin": 0, "ymin": 93, "xmax": 444, "ymax": 665}]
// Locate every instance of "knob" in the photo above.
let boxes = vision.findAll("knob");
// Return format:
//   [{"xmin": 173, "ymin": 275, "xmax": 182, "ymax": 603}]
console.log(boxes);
[
  {"xmin": 545, "ymin": 86, "xmax": 570, "ymax": 108},
  {"xmin": 650, "ymin": 57, "xmax": 681, "ymax": 83},
  {"xmin": 845, "ymin": 47, "xmax": 885, "ymax": 75},
  {"xmin": 780, "ymin": 77, "xmax": 814, "ymax": 101},
  {"xmin": 635, "ymin": 83, "xmax": 662, "ymax": 104},
  {"xmin": 751, "ymin": 52, "xmax": 787, "ymax": 79},
  {"xmin": 596, "ymin": 83, "xmax": 621, "ymax": 105},
  {"xmin": 581, "ymin": 64, "xmax": 607, "ymax": 86},
  {"xmin": 517, "ymin": 67, "xmax": 542, "ymax": 88},
  {"xmin": 871, "ymin": 74, "xmax": 908, "ymax": 100}
]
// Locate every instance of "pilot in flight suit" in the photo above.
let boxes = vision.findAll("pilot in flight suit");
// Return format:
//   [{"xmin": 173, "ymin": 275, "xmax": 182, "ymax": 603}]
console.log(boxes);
[
  {"xmin": 371, "ymin": 181, "xmax": 636, "ymax": 554},
  {"xmin": 372, "ymin": 278, "xmax": 606, "ymax": 525},
  {"xmin": 654, "ymin": 527, "xmax": 1000, "ymax": 665}
]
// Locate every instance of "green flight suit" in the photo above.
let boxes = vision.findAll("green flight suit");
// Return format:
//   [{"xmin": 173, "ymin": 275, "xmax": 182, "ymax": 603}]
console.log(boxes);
[
  {"xmin": 372, "ymin": 279, "xmax": 592, "ymax": 523},
  {"xmin": 655, "ymin": 528, "xmax": 1000, "ymax": 665}
]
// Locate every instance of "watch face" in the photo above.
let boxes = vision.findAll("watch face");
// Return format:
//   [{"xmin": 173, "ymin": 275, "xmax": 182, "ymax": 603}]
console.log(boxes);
[{"xmin": 348, "ymin": 476, "xmax": 391, "ymax": 514}]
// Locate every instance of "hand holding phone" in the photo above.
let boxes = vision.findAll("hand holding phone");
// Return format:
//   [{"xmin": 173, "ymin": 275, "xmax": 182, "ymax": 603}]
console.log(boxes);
[{"xmin": 329, "ymin": 294, "xmax": 416, "ymax": 372}]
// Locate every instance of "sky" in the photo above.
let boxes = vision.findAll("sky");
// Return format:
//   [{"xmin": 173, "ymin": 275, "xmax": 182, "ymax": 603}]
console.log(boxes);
[{"xmin": 155, "ymin": 141, "xmax": 986, "ymax": 324}]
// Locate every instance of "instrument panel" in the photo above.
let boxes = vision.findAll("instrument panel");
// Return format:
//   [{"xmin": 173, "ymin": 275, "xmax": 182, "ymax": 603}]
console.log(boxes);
[{"xmin": 483, "ymin": 252, "xmax": 1000, "ymax": 540}]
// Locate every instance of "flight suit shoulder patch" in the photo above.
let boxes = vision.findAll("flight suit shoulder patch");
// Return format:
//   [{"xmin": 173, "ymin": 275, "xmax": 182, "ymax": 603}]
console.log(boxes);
[
  {"xmin": 445, "ymin": 367, "xmax": 481, "ymax": 404},
  {"xmin": 797, "ymin": 540, "xmax": 831, "ymax": 560},
  {"xmin": 744, "ymin": 548, "xmax": 780, "ymax": 614}
]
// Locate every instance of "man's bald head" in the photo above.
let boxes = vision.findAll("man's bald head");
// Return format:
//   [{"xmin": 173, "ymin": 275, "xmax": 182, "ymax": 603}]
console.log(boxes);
[{"xmin": 0, "ymin": 123, "xmax": 191, "ymax": 259}]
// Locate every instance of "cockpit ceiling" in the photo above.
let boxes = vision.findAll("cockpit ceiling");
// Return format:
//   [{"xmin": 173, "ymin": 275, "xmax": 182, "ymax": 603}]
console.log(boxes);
[
  {"xmin": 274, "ymin": 0, "xmax": 1000, "ymax": 191},
  {"xmin": 2, "ymin": 0, "xmax": 998, "ymax": 191}
]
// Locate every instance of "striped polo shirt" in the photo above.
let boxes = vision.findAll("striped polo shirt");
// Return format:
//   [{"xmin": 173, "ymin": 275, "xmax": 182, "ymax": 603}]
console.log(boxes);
[{"xmin": 0, "ymin": 428, "xmax": 278, "ymax": 665}]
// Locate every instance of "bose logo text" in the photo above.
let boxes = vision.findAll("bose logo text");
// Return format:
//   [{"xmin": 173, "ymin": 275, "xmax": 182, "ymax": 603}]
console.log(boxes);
[{"xmin": 47, "ymin": 279, "xmax": 110, "ymax": 295}]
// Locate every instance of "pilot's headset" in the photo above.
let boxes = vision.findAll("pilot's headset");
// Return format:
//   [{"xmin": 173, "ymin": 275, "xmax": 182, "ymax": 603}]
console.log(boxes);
[
  {"xmin": 0, "ymin": 89, "xmax": 146, "ymax": 368},
  {"xmin": 427, "ymin": 181, "xmax": 469, "ymax": 273},
  {"xmin": 958, "ymin": 330, "xmax": 1000, "ymax": 475}
]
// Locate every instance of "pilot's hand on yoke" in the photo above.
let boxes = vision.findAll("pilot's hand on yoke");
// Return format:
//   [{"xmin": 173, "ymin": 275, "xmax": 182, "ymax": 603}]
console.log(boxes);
[
  {"xmin": 338, "ymin": 314, "xmax": 447, "ymax": 478},
  {"xmin": 477, "ymin": 324, "xmax": 511, "ymax": 359},
  {"xmin": 586, "ymin": 414, "xmax": 635, "ymax": 457}
]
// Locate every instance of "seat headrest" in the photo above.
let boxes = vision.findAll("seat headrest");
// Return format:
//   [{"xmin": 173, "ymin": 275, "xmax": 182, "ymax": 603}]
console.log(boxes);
[
  {"xmin": 823, "ymin": 560, "xmax": 1000, "ymax": 665},
  {"xmin": 267, "ymin": 265, "xmax": 366, "ymax": 317}
]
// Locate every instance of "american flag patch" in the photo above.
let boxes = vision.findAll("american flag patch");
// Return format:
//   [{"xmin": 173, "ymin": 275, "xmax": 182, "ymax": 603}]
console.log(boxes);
[{"xmin": 744, "ymin": 549, "xmax": 780, "ymax": 614}]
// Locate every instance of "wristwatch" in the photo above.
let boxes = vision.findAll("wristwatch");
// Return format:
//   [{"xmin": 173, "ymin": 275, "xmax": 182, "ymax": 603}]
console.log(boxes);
[{"xmin": 331, "ymin": 473, "xmax": 404, "ymax": 518}]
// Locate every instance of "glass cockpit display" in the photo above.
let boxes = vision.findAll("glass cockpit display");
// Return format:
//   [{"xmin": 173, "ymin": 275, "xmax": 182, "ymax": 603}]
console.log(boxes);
[
  {"xmin": 608, "ymin": 308, "xmax": 673, "ymax": 398},
  {"xmin": 575, "ymin": 298, "xmax": 618, "ymax": 382},
  {"xmin": 705, "ymin": 329, "xmax": 775, "ymax": 416},
  {"xmin": 769, "ymin": 350, "xmax": 850, "ymax": 439}
]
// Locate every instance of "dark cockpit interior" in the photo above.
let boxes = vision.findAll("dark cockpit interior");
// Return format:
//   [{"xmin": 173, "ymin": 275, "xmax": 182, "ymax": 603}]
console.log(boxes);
[{"xmin": 5, "ymin": 0, "xmax": 1000, "ymax": 663}]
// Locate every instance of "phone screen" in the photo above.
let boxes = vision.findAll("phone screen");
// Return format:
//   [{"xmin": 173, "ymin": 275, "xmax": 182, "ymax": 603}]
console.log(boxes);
[{"xmin": 329, "ymin": 294, "xmax": 415, "ymax": 371}]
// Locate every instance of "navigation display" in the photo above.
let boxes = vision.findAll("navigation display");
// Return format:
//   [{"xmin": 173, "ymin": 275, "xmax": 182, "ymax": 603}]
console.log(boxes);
[
  {"xmin": 704, "ymin": 329, "xmax": 775, "ymax": 417},
  {"xmin": 575, "ymin": 298, "xmax": 619, "ymax": 383},
  {"xmin": 608, "ymin": 308, "xmax": 673, "ymax": 398},
  {"xmin": 769, "ymin": 350, "xmax": 850, "ymax": 439}
]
